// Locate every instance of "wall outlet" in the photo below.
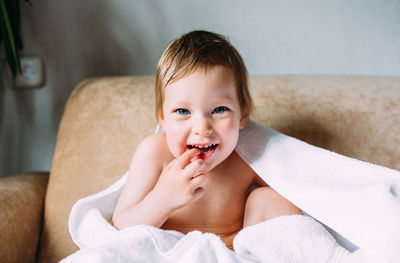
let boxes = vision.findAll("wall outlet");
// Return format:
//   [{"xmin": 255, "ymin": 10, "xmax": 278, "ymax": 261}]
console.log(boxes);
[{"xmin": 14, "ymin": 56, "xmax": 45, "ymax": 88}]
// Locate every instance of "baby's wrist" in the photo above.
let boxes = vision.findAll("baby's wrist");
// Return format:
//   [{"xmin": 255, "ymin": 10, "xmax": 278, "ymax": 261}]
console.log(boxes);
[{"xmin": 147, "ymin": 189, "xmax": 174, "ymax": 218}]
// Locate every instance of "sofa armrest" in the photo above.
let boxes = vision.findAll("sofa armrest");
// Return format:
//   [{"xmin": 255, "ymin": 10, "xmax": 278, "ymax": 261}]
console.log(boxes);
[{"xmin": 0, "ymin": 172, "xmax": 49, "ymax": 263}]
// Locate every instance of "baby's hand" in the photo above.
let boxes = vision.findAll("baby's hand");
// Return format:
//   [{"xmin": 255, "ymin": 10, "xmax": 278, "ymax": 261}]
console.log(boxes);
[{"xmin": 151, "ymin": 148, "xmax": 207, "ymax": 214}]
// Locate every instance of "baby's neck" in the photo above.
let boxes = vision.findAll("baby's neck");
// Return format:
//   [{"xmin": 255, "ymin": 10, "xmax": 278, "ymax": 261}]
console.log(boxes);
[{"xmin": 206, "ymin": 151, "xmax": 242, "ymax": 177}]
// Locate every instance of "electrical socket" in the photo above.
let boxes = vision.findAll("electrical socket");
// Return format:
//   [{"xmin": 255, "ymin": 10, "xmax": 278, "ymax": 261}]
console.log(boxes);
[{"xmin": 14, "ymin": 56, "xmax": 45, "ymax": 88}]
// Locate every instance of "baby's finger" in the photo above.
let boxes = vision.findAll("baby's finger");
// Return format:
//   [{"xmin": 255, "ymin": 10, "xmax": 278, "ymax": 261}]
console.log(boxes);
[
  {"xmin": 190, "ymin": 173, "xmax": 207, "ymax": 190},
  {"xmin": 183, "ymin": 159, "xmax": 204, "ymax": 177},
  {"xmin": 175, "ymin": 148, "xmax": 200, "ymax": 169}
]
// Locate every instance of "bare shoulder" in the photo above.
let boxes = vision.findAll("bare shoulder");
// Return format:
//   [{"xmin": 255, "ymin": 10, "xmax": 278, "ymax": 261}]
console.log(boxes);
[
  {"xmin": 131, "ymin": 134, "xmax": 171, "ymax": 166},
  {"xmin": 135, "ymin": 133, "xmax": 167, "ymax": 155}
]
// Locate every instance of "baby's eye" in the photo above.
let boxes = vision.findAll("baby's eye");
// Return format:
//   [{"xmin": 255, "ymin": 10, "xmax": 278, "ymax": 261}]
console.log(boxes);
[
  {"xmin": 175, "ymin": 108, "xmax": 190, "ymax": 115},
  {"xmin": 212, "ymin": 106, "xmax": 228, "ymax": 114}
]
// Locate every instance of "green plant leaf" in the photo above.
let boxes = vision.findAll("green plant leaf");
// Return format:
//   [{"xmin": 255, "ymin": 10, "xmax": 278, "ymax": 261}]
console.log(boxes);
[
  {"xmin": 4, "ymin": 0, "xmax": 22, "ymax": 49},
  {"xmin": 0, "ymin": 0, "xmax": 21, "ymax": 78}
]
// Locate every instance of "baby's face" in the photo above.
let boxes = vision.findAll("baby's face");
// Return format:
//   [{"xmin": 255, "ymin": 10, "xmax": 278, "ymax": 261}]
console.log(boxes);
[{"xmin": 160, "ymin": 66, "xmax": 247, "ymax": 172}]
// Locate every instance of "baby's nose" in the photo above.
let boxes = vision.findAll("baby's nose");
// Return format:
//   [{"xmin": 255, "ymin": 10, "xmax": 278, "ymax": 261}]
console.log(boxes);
[{"xmin": 192, "ymin": 117, "xmax": 212, "ymax": 136}]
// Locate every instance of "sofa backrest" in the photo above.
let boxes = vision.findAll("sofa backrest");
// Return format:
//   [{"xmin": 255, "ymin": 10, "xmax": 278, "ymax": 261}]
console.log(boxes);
[{"xmin": 37, "ymin": 75, "xmax": 400, "ymax": 262}]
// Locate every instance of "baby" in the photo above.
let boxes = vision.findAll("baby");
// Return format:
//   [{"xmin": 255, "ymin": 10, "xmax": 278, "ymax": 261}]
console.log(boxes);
[{"xmin": 112, "ymin": 30, "xmax": 302, "ymax": 250}]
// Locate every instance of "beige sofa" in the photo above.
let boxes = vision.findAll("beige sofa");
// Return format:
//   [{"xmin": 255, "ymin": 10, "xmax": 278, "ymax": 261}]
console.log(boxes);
[{"xmin": 1, "ymin": 75, "xmax": 399, "ymax": 263}]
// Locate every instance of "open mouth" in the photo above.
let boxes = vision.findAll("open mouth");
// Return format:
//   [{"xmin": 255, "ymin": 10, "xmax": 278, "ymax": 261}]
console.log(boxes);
[{"xmin": 187, "ymin": 143, "xmax": 218, "ymax": 155}]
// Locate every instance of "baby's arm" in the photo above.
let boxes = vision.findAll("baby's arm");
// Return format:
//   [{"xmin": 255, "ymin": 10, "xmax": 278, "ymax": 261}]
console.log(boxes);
[
  {"xmin": 112, "ymin": 134, "xmax": 206, "ymax": 230},
  {"xmin": 112, "ymin": 135, "xmax": 167, "ymax": 229}
]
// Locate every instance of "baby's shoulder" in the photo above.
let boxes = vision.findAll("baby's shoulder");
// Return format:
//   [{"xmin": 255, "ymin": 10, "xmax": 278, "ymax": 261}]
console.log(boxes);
[
  {"xmin": 137, "ymin": 134, "xmax": 167, "ymax": 154},
  {"xmin": 134, "ymin": 134, "xmax": 171, "ymax": 165},
  {"xmin": 140, "ymin": 133, "xmax": 166, "ymax": 146}
]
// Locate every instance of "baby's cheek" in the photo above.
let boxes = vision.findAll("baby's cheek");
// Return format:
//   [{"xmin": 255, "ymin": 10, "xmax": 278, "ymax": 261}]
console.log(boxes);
[
  {"xmin": 225, "ymin": 129, "xmax": 240, "ymax": 144},
  {"xmin": 165, "ymin": 136, "xmax": 180, "ymax": 158}
]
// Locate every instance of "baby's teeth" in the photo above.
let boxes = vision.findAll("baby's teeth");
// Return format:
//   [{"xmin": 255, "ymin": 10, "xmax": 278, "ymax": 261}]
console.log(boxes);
[{"xmin": 190, "ymin": 144, "xmax": 216, "ymax": 149}]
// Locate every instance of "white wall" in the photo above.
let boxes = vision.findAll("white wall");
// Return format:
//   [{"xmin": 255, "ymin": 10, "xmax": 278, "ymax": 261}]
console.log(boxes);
[{"xmin": 1, "ymin": 0, "xmax": 399, "ymax": 177}]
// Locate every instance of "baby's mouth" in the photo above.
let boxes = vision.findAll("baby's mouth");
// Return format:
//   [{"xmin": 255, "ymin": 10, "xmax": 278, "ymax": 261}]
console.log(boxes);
[{"xmin": 187, "ymin": 144, "xmax": 218, "ymax": 154}]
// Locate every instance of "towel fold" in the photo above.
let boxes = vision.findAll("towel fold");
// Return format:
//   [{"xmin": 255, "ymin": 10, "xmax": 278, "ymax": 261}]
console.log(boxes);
[
  {"xmin": 66, "ymin": 120, "xmax": 400, "ymax": 262},
  {"xmin": 63, "ymin": 214, "xmax": 372, "ymax": 263}
]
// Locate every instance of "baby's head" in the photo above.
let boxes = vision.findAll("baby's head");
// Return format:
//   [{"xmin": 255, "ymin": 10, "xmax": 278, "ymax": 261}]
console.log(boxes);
[
  {"xmin": 155, "ymin": 30, "xmax": 253, "ymax": 122},
  {"xmin": 155, "ymin": 31, "xmax": 253, "ymax": 169}
]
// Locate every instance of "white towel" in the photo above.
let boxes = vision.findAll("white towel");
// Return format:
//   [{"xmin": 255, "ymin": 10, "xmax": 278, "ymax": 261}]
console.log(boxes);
[{"xmin": 65, "ymin": 120, "xmax": 400, "ymax": 262}]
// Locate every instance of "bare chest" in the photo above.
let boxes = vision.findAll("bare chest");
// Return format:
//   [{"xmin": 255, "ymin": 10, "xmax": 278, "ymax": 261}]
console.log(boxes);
[{"xmin": 161, "ymin": 151, "xmax": 255, "ymax": 235}]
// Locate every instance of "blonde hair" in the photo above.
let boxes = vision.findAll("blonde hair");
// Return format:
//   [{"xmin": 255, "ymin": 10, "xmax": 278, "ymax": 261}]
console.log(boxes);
[{"xmin": 155, "ymin": 30, "xmax": 253, "ymax": 120}]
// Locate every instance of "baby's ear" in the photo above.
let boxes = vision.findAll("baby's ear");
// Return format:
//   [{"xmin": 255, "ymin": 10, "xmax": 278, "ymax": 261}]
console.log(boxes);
[
  {"xmin": 239, "ymin": 111, "xmax": 249, "ymax": 129},
  {"xmin": 158, "ymin": 113, "xmax": 165, "ymax": 130}
]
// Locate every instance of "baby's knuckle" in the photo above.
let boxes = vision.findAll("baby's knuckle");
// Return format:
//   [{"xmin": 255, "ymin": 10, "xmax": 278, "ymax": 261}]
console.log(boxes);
[{"xmin": 183, "ymin": 189, "xmax": 193, "ymax": 200}]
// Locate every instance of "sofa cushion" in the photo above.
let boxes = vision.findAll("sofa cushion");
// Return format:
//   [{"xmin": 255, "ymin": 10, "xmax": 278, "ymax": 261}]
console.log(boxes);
[{"xmin": 0, "ymin": 172, "xmax": 48, "ymax": 263}]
